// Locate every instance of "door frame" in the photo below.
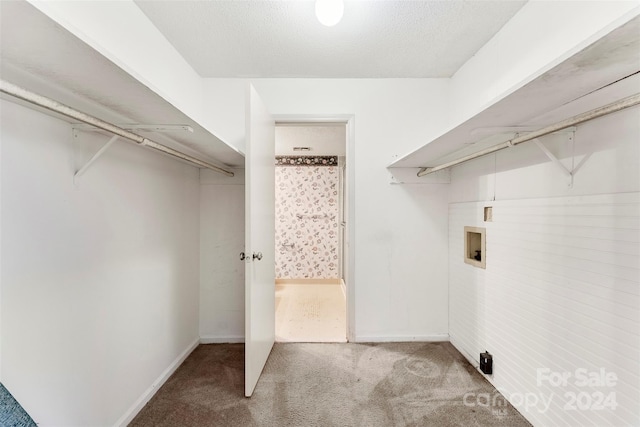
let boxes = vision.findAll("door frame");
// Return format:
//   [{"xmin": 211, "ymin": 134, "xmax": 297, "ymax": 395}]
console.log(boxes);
[{"xmin": 273, "ymin": 114, "xmax": 356, "ymax": 342}]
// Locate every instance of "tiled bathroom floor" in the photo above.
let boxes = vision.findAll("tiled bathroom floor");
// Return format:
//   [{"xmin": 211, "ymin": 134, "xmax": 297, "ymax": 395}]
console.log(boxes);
[{"xmin": 275, "ymin": 283, "xmax": 347, "ymax": 343}]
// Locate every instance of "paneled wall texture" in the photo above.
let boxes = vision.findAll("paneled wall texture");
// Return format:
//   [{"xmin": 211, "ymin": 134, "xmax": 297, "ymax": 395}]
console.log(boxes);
[
  {"xmin": 449, "ymin": 193, "xmax": 639, "ymax": 426},
  {"xmin": 275, "ymin": 156, "xmax": 339, "ymax": 279}
]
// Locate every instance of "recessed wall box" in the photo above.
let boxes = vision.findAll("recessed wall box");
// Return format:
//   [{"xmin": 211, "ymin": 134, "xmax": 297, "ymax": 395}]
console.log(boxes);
[
  {"xmin": 484, "ymin": 206, "xmax": 493, "ymax": 222},
  {"xmin": 464, "ymin": 226, "xmax": 486, "ymax": 269},
  {"xmin": 480, "ymin": 351, "xmax": 493, "ymax": 375}
]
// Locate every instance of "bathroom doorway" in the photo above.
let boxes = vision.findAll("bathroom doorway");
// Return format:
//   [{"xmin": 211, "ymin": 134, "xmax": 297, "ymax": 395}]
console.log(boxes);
[{"xmin": 273, "ymin": 122, "xmax": 347, "ymax": 342}]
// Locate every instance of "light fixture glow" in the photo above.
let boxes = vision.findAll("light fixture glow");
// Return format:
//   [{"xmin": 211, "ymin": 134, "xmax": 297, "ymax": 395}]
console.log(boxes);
[{"xmin": 315, "ymin": 0, "xmax": 344, "ymax": 27}]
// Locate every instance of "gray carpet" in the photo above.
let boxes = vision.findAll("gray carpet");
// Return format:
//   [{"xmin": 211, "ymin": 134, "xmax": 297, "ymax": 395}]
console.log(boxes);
[
  {"xmin": 130, "ymin": 342, "xmax": 532, "ymax": 427},
  {"xmin": 0, "ymin": 383, "xmax": 37, "ymax": 427}
]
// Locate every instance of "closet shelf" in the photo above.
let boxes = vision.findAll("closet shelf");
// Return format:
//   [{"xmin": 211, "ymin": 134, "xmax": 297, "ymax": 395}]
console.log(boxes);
[
  {"xmin": 0, "ymin": 1, "xmax": 244, "ymax": 171},
  {"xmin": 389, "ymin": 14, "xmax": 640, "ymax": 172}
]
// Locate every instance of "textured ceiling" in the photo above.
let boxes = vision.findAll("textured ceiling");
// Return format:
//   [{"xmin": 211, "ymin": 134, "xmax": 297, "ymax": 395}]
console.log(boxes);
[{"xmin": 134, "ymin": 0, "xmax": 527, "ymax": 78}]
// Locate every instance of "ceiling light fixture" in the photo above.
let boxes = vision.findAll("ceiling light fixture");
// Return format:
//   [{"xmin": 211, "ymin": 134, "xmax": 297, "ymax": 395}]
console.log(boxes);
[{"xmin": 315, "ymin": 0, "xmax": 344, "ymax": 27}]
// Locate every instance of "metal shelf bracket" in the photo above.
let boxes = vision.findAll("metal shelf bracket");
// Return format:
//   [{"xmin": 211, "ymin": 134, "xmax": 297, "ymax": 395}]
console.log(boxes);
[
  {"xmin": 73, "ymin": 132, "xmax": 119, "ymax": 184},
  {"xmin": 531, "ymin": 128, "xmax": 576, "ymax": 188},
  {"xmin": 72, "ymin": 123, "xmax": 194, "ymax": 183}
]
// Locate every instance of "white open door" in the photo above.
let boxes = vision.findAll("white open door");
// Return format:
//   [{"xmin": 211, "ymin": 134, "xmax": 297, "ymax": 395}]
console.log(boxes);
[{"xmin": 244, "ymin": 84, "xmax": 276, "ymax": 397}]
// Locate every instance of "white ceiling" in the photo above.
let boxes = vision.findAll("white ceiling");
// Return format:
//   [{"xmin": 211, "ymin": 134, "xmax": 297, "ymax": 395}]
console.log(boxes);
[{"xmin": 134, "ymin": 0, "xmax": 527, "ymax": 78}]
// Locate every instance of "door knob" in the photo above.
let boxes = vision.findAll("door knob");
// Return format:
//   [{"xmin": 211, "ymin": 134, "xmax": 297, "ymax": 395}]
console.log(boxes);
[{"xmin": 253, "ymin": 252, "xmax": 263, "ymax": 261}]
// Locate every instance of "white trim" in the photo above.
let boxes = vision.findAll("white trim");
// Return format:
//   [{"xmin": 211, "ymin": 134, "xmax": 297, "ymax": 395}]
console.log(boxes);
[
  {"xmin": 345, "ymin": 116, "xmax": 356, "ymax": 343},
  {"xmin": 114, "ymin": 338, "xmax": 199, "ymax": 427},
  {"xmin": 199, "ymin": 335, "xmax": 245, "ymax": 344},
  {"xmin": 354, "ymin": 334, "xmax": 450, "ymax": 343},
  {"xmin": 275, "ymin": 278, "xmax": 340, "ymax": 285},
  {"xmin": 450, "ymin": 336, "xmax": 533, "ymax": 425},
  {"xmin": 449, "ymin": 335, "xmax": 480, "ymax": 369},
  {"xmin": 273, "ymin": 114, "xmax": 351, "ymax": 124}
]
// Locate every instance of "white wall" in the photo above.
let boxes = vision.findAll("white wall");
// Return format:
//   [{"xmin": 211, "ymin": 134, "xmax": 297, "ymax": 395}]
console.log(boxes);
[
  {"xmin": 0, "ymin": 99, "xmax": 201, "ymax": 426},
  {"xmin": 21, "ymin": 5, "xmax": 639, "ymax": 425},
  {"xmin": 275, "ymin": 125, "xmax": 346, "ymax": 156},
  {"xmin": 199, "ymin": 169, "xmax": 245, "ymax": 343},
  {"xmin": 202, "ymin": 78, "xmax": 451, "ymax": 341},
  {"xmin": 0, "ymin": 98, "xmax": 2, "ymax": 383},
  {"xmin": 448, "ymin": 105, "xmax": 640, "ymax": 426}
]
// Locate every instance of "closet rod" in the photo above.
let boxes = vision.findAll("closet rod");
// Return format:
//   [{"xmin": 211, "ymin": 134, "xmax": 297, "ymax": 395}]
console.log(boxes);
[
  {"xmin": 417, "ymin": 93, "xmax": 640, "ymax": 177},
  {"xmin": 0, "ymin": 79, "xmax": 234, "ymax": 177}
]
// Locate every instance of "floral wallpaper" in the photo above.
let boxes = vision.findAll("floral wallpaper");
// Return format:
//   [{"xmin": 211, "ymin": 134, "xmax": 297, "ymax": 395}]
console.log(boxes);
[
  {"xmin": 275, "ymin": 159, "xmax": 339, "ymax": 279},
  {"xmin": 275, "ymin": 156, "xmax": 338, "ymax": 166}
]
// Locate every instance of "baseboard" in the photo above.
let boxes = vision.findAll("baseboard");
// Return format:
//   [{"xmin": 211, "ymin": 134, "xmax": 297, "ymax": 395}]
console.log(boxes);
[
  {"xmin": 449, "ymin": 336, "xmax": 535, "ymax": 427},
  {"xmin": 449, "ymin": 336, "xmax": 498, "ymax": 389},
  {"xmin": 450, "ymin": 335, "xmax": 496, "ymax": 384},
  {"xmin": 354, "ymin": 334, "xmax": 450, "ymax": 343},
  {"xmin": 449, "ymin": 335, "xmax": 480, "ymax": 368},
  {"xmin": 199, "ymin": 335, "xmax": 245, "ymax": 344},
  {"xmin": 275, "ymin": 278, "xmax": 340, "ymax": 285},
  {"xmin": 114, "ymin": 337, "xmax": 199, "ymax": 427}
]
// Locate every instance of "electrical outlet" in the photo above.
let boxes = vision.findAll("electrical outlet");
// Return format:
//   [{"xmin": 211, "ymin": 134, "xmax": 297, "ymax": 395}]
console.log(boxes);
[{"xmin": 480, "ymin": 351, "xmax": 493, "ymax": 375}]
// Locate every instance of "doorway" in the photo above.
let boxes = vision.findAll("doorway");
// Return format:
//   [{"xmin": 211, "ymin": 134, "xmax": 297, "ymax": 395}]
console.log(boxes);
[{"xmin": 273, "ymin": 123, "xmax": 347, "ymax": 342}]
